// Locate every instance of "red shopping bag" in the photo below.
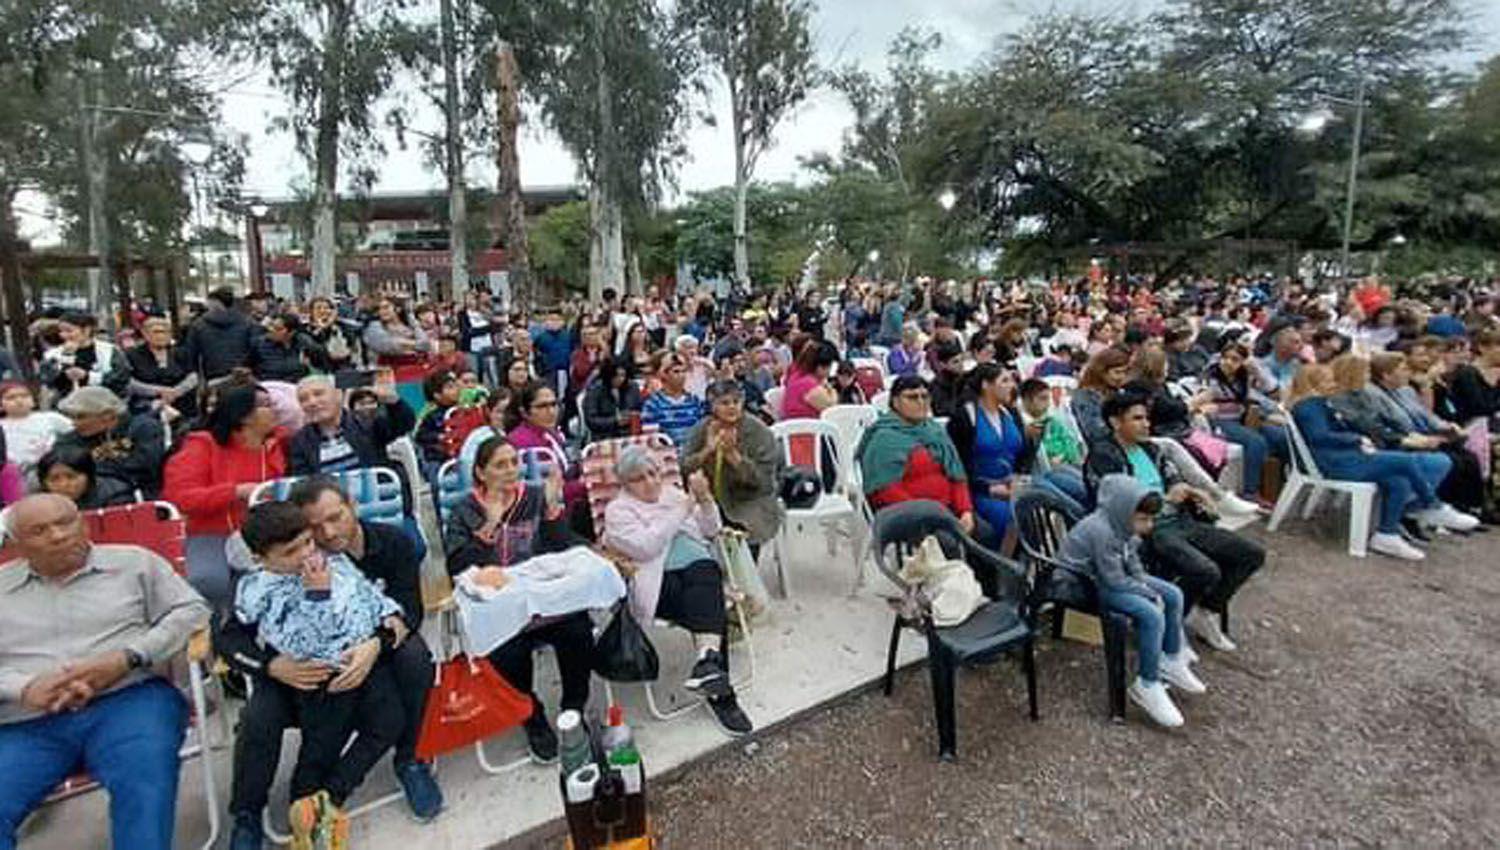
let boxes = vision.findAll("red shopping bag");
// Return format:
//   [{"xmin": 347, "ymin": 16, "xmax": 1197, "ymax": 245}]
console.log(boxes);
[{"xmin": 414, "ymin": 655, "xmax": 534, "ymax": 760}]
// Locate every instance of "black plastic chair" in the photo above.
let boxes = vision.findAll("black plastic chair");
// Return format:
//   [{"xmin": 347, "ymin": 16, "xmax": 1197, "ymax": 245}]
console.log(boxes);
[
  {"xmin": 1012, "ymin": 486, "xmax": 1129, "ymax": 722},
  {"xmin": 872, "ymin": 500, "xmax": 1038, "ymax": 761}
]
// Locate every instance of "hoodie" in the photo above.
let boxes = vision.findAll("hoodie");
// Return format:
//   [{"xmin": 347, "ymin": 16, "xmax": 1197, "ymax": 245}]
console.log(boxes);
[
  {"xmin": 185, "ymin": 306, "xmax": 258, "ymax": 380},
  {"xmin": 1056, "ymin": 474, "xmax": 1158, "ymax": 600}
]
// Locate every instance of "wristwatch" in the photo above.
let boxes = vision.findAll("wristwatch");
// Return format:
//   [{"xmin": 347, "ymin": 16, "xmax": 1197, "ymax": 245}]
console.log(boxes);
[{"xmin": 124, "ymin": 649, "xmax": 149, "ymax": 670}]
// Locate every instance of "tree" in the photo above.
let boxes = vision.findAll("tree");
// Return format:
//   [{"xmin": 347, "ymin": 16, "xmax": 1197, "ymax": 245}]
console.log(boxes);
[
  {"xmin": 529, "ymin": 200, "xmax": 591, "ymax": 294},
  {"xmin": 255, "ymin": 0, "xmax": 421, "ymax": 297},
  {"xmin": 2, "ymin": 0, "xmax": 251, "ymax": 325},
  {"xmin": 483, "ymin": 0, "xmax": 696, "ymax": 301},
  {"xmin": 681, "ymin": 0, "xmax": 817, "ymax": 290}
]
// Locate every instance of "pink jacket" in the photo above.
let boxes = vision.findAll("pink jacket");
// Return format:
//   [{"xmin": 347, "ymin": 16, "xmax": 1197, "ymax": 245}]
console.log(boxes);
[
  {"xmin": 602, "ymin": 486, "xmax": 721, "ymax": 622},
  {"xmin": 0, "ymin": 463, "xmax": 22, "ymax": 507}
]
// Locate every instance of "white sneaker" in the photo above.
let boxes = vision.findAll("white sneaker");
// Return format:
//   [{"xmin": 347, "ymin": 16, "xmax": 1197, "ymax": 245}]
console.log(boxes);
[
  {"xmin": 1128, "ymin": 678, "xmax": 1184, "ymax": 728},
  {"xmin": 1370, "ymin": 531, "xmax": 1427, "ymax": 561},
  {"xmin": 1218, "ymin": 493, "xmax": 1260, "ymax": 516},
  {"xmin": 1178, "ymin": 636, "xmax": 1200, "ymax": 665},
  {"xmin": 1414, "ymin": 503, "xmax": 1480, "ymax": 532},
  {"xmin": 1160, "ymin": 653, "xmax": 1207, "ymax": 694},
  {"xmin": 1187, "ymin": 607, "xmax": 1238, "ymax": 652}
]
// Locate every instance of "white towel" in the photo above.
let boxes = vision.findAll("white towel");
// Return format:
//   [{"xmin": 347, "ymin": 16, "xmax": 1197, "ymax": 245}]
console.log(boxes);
[{"xmin": 455, "ymin": 546, "xmax": 627, "ymax": 656}]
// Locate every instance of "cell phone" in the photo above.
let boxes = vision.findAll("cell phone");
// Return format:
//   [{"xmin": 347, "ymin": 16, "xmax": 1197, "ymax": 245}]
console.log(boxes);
[{"xmin": 334, "ymin": 369, "xmax": 377, "ymax": 390}]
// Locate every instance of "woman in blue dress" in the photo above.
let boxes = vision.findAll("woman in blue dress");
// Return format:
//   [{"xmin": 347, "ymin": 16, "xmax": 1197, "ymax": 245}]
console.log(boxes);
[{"xmin": 946, "ymin": 363, "xmax": 1034, "ymax": 543}]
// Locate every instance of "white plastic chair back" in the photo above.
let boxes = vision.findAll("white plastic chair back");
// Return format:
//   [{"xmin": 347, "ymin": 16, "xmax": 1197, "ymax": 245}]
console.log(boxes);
[
  {"xmin": 764, "ymin": 386, "xmax": 785, "ymax": 421},
  {"xmin": 820, "ymin": 404, "xmax": 878, "ymax": 492}
]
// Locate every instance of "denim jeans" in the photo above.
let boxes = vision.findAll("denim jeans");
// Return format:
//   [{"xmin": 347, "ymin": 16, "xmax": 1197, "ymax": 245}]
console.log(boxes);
[
  {"xmin": 0, "ymin": 678, "xmax": 186, "ymax": 850},
  {"xmin": 1216, "ymin": 421, "xmax": 1289, "ymax": 495},
  {"xmin": 1097, "ymin": 576, "xmax": 1184, "ymax": 683},
  {"xmin": 1036, "ymin": 467, "xmax": 1089, "ymax": 517},
  {"xmin": 1319, "ymin": 449, "xmax": 1448, "ymax": 533}
]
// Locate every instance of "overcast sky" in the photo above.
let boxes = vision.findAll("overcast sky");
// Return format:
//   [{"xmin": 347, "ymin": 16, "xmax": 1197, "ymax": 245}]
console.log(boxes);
[{"xmin": 16, "ymin": 0, "xmax": 1500, "ymax": 243}]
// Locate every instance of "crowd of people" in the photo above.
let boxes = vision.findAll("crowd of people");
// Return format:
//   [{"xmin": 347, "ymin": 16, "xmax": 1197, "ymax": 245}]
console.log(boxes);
[{"xmin": 3, "ymin": 269, "xmax": 1500, "ymax": 848}]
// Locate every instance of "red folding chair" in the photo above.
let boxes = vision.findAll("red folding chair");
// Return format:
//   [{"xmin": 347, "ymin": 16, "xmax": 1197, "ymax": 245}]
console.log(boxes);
[{"xmin": 0, "ymin": 501, "xmax": 223, "ymax": 850}]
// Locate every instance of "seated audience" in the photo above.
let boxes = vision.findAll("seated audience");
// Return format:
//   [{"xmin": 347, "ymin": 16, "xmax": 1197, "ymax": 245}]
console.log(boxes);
[
  {"xmin": 441, "ymin": 436, "xmax": 595, "ymax": 764},
  {"xmin": 641, "ymin": 353, "xmax": 707, "ymax": 446},
  {"xmin": 0, "ymin": 494, "xmax": 209, "ymax": 850},
  {"xmin": 859, "ymin": 375, "xmax": 1003, "ymax": 567},
  {"xmin": 0, "ymin": 381, "xmax": 72, "ymax": 485},
  {"xmin": 53, "ymin": 386, "xmax": 167, "ymax": 498},
  {"xmin": 162, "ymin": 384, "xmax": 288, "ymax": 607},
  {"xmin": 781, "ymin": 340, "xmax": 840, "ymax": 420},
  {"xmin": 36, "ymin": 444, "xmax": 137, "ymax": 509},
  {"xmin": 1071, "ymin": 346, "xmax": 1132, "ymax": 445},
  {"xmin": 681, "ymin": 381, "xmax": 784, "ymax": 554},
  {"xmin": 1328, "ymin": 353, "xmax": 1485, "ymax": 524},
  {"xmin": 288, "ymin": 373, "xmax": 415, "ymax": 478},
  {"xmin": 583, "ymin": 357, "xmax": 644, "ymax": 441},
  {"xmin": 1058, "ymin": 476, "xmax": 1205, "ymax": 728},
  {"xmin": 1289, "ymin": 365, "xmax": 1476, "ymax": 563},
  {"xmin": 234, "ymin": 502, "xmax": 405, "ymax": 848},
  {"xmin": 602, "ymin": 446, "xmax": 754, "ymax": 736},
  {"xmin": 1084, "ymin": 390, "xmax": 1265, "ymax": 651}
]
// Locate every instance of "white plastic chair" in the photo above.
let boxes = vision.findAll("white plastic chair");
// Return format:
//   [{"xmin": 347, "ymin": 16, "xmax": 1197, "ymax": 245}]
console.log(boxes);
[
  {"xmin": 1267, "ymin": 405, "xmax": 1378, "ymax": 557},
  {"xmin": 769, "ymin": 420, "xmax": 864, "ymax": 596},
  {"xmin": 820, "ymin": 404, "xmax": 880, "ymax": 591},
  {"xmin": 764, "ymin": 386, "xmax": 785, "ymax": 421},
  {"xmin": 871, "ymin": 390, "xmax": 890, "ymax": 411}
]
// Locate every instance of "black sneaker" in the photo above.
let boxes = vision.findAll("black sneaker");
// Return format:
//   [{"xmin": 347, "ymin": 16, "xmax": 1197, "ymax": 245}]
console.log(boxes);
[
  {"xmin": 1401, "ymin": 517, "xmax": 1433, "ymax": 544},
  {"xmin": 707, "ymin": 694, "xmax": 754, "ymax": 737},
  {"xmin": 684, "ymin": 649, "xmax": 732, "ymax": 698},
  {"xmin": 524, "ymin": 710, "xmax": 559, "ymax": 765}
]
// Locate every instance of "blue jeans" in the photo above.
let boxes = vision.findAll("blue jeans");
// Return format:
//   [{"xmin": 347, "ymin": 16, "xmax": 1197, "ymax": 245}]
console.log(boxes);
[
  {"xmin": 1036, "ymin": 467, "xmax": 1089, "ymax": 518},
  {"xmin": 1216, "ymin": 421, "xmax": 1289, "ymax": 495},
  {"xmin": 1098, "ymin": 576, "xmax": 1184, "ymax": 683},
  {"xmin": 1320, "ymin": 449, "xmax": 1449, "ymax": 533},
  {"xmin": 0, "ymin": 678, "xmax": 186, "ymax": 850}
]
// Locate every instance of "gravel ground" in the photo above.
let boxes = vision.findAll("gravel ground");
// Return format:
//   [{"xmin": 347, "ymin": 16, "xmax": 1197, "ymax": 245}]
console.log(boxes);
[{"xmin": 638, "ymin": 520, "xmax": 1500, "ymax": 849}]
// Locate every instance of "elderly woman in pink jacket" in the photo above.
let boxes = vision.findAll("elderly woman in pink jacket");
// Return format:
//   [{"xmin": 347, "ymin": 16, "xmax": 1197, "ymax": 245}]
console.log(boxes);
[{"xmin": 601, "ymin": 445, "xmax": 753, "ymax": 737}]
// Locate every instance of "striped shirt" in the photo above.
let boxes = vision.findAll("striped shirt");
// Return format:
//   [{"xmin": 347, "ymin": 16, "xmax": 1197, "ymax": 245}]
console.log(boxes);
[{"xmin": 641, "ymin": 391, "xmax": 706, "ymax": 447}]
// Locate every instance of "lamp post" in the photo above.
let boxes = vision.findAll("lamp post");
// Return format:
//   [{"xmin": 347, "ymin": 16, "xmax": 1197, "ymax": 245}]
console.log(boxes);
[
  {"xmin": 180, "ymin": 138, "xmax": 213, "ymax": 297},
  {"xmin": 246, "ymin": 201, "xmax": 269, "ymax": 294},
  {"xmin": 1338, "ymin": 74, "xmax": 1367, "ymax": 286}
]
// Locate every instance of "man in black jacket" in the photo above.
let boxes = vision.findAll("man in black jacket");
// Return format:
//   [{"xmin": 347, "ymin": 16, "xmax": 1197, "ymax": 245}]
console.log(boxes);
[
  {"xmin": 184, "ymin": 287, "xmax": 259, "ymax": 383},
  {"xmin": 1085, "ymin": 389, "xmax": 1265, "ymax": 653},
  {"xmin": 215, "ymin": 478, "xmax": 441, "ymax": 849},
  {"xmin": 287, "ymin": 374, "xmax": 416, "ymax": 479},
  {"xmin": 248, "ymin": 314, "xmax": 328, "ymax": 384}
]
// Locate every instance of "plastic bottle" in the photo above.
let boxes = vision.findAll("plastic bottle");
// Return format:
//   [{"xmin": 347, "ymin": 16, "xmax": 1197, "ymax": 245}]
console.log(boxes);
[
  {"xmin": 557, "ymin": 709, "xmax": 591, "ymax": 775},
  {"xmin": 600, "ymin": 704, "xmax": 646, "ymax": 839}
]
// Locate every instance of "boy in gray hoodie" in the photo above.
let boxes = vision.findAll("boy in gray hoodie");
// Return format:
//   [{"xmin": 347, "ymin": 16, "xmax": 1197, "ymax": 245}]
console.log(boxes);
[{"xmin": 1058, "ymin": 474, "xmax": 1206, "ymax": 727}]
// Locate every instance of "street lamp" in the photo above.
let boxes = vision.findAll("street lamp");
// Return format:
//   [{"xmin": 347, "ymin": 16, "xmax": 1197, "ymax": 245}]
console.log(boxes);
[
  {"xmin": 180, "ymin": 138, "xmax": 214, "ymax": 296},
  {"xmin": 245, "ymin": 200, "xmax": 270, "ymax": 295},
  {"xmin": 1316, "ymin": 76, "xmax": 1369, "ymax": 285},
  {"xmin": 937, "ymin": 188, "xmax": 957, "ymax": 211}
]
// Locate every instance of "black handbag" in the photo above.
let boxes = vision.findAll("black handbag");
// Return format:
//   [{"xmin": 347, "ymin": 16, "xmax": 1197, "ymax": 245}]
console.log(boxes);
[{"xmin": 593, "ymin": 602, "xmax": 659, "ymax": 682}]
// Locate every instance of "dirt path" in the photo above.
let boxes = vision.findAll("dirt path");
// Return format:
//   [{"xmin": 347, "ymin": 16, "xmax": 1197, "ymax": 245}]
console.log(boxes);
[{"xmin": 642, "ymin": 523, "xmax": 1500, "ymax": 848}]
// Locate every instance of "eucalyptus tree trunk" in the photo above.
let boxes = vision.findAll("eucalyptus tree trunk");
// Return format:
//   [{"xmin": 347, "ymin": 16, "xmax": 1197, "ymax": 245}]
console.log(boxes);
[
  {"xmin": 310, "ymin": 0, "xmax": 352, "ymax": 298},
  {"xmin": 495, "ymin": 39, "xmax": 530, "ymax": 306},
  {"xmin": 440, "ymin": 0, "xmax": 468, "ymax": 301}
]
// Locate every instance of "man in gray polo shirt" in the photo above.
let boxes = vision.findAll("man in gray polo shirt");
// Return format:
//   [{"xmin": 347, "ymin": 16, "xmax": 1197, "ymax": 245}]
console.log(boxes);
[{"xmin": 0, "ymin": 494, "xmax": 209, "ymax": 850}]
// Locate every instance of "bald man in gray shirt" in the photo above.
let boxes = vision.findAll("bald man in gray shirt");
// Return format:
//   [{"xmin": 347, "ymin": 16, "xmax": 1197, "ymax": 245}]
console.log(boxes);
[{"xmin": 0, "ymin": 494, "xmax": 209, "ymax": 850}]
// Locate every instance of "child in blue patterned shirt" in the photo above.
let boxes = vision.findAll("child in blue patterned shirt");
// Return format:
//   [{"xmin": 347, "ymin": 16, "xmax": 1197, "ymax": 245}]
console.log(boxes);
[{"xmin": 236, "ymin": 501, "xmax": 407, "ymax": 847}]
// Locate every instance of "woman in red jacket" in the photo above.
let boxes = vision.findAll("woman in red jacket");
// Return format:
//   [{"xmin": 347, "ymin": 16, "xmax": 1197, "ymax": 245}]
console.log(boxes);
[{"xmin": 163, "ymin": 384, "xmax": 287, "ymax": 607}]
